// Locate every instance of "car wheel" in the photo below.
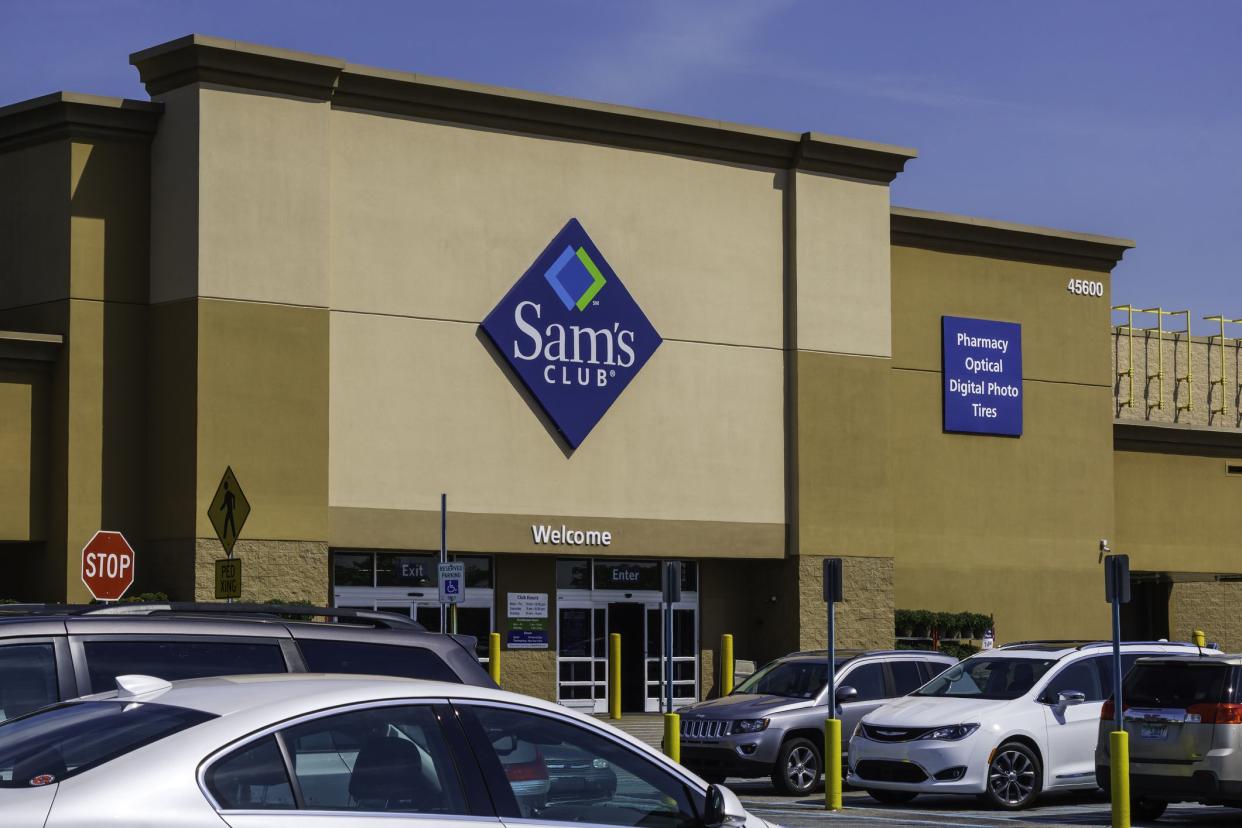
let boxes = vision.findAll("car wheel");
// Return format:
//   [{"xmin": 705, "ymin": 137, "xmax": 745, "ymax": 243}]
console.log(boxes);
[
  {"xmin": 771, "ymin": 737, "xmax": 821, "ymax": 796},
  {"xmin": 866, "ymin": 789, "xmax": 918, "ymax": 805},
  {"xmin": 1132, "ymin": 797, "xmax": 1167, "ymax": 822},
  {"xmin": 984, "ymin": 742, "xmax": 1042, "ymax": 810}
]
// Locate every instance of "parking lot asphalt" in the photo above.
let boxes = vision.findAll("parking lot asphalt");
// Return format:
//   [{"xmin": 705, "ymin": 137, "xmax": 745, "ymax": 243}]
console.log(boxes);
[{"xmin": 728, "ymin": 781, "xmax": 1236, "ymax": 827}]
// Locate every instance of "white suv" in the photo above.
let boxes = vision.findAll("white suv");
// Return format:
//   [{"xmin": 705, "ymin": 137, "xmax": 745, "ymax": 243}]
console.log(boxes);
[{"xmin": 847, "ymin": 641, "xmax": 1221, "ymax": 810}]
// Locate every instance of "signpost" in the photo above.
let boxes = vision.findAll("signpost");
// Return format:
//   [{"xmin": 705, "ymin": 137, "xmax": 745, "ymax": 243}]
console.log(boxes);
[
  {"xmin": 81, "ymin": 530, "xmax": 135, "ymax": 602},
  {"xmin": 823, "ymin": 557, "xmax": 843, "ymax": 811},
  {"xmin": 208, "ymin": 467, "xmax": 250, "ymax": 603},
  {"xmin": 1104, "ymin": 551, "xmax": 1132, "ymax": 828},
  {"xmin": 662, "ymin": 561, "xmax": 682, "ymax": 762}
]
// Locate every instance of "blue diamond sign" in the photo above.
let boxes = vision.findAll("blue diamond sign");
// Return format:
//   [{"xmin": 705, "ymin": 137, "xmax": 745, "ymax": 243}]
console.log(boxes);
[{"xmin": 481, "ymin": 219, "xmax": 662, "ymax": 449}]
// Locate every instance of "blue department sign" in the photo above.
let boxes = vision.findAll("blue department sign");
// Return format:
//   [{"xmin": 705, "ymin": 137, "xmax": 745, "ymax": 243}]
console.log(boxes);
[
  {"xmin": 481, "ymin": 219, "xmax": 662, "ymax": 449},
  {"xmin": 942, "ymin": 316, "xmax": 1023, "ymax": 436}
]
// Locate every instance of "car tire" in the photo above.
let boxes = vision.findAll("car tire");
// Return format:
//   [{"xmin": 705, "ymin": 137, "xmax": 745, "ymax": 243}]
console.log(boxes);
[
  {"xmin": 984, "ymin": 742, "xmax": 1042, "ymax": 810},
  {"xmin": 1132, "ymin": 797, "xmax": 1167, "ymax": 822},
  {"xmin": 771, "ymin": 737, "xmax": 821, "ymax": 796},
  {"xmin": 866, "ymin": 789, "xmax": 918, "ymax": 805}
]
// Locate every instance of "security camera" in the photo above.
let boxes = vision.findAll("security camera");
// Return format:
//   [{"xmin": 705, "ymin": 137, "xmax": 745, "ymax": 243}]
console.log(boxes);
[{"xmin": 1099, "ymin": 539, "xmax": 1110, "ymax": 553}]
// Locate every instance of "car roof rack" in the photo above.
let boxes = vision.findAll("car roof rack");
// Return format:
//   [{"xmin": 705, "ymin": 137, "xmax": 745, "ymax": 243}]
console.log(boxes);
[
  {"xmin": 999, "ymin": 639, "xmax": 1202, "ymax": 652},
  {"xmin": 3, "ymin": 602, "xmax": 425, "ymax": 630}
]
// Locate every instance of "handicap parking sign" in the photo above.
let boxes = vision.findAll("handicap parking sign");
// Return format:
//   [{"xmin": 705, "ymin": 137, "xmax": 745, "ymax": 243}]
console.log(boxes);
[{"xmin": 437, "ymin": 562, "xmax": 465, "ymax": 604}]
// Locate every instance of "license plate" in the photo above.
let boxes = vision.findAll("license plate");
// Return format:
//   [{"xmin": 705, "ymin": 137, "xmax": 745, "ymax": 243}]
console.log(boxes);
[{"xmin": 1139, "ymin": 724, "xmax": 1168, "ymax": 740}]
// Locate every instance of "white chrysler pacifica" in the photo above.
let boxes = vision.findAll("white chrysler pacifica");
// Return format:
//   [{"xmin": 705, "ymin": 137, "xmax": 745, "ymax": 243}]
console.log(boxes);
[{"xmin": 847, "ymin": 640, "xmax": 1219, "ymax": 810}]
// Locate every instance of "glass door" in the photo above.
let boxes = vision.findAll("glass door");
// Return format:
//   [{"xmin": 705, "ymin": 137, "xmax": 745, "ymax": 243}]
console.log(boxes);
[
  {"xmin": 644, "ymin": 603, "xmax": 698, "ymax": 712},
  {"xmin": 557, "ymin": 603, "xmax": 607, "ymax": 713}
]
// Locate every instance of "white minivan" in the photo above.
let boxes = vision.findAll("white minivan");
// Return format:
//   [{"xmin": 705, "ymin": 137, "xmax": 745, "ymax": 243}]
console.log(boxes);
[{"xmin": 847, "ymin": 641, "xmax": 1219, "ymax": 810}]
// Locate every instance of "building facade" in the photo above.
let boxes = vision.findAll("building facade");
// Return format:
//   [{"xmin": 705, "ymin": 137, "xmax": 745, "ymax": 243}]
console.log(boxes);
[{"xmin": 2, "ymin": 35, "xmax": 1237, "ymax": 708}]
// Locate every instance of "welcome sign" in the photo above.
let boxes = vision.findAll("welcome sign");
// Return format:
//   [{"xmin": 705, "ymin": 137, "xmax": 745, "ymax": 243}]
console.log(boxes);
[
  {"xmin": 942, "ymin": 316, "xmax": 1023, "ymax": 436},
  {"xmin": 481, "ymin": 219, "xmax": 662, "ymax": 449}
]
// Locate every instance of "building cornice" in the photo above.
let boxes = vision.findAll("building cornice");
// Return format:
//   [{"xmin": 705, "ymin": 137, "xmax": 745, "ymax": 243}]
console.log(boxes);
[
  {"xmin": 0, "ymin": 330, "xmax": 64, "ymax": 363},
  {"xmin": 891, "ymin": 206, "xmax": 1134, "ymax": 272},
  {"xmin": 1114, "ymin": 420, "xmax": 1242, "ymax": 454},
  {"xmin": 129, "ymin": 35, "xmax": 917, "ymax": 183},
  {"xmin": 0, "ymin": 93, "xmax": 162, "ymax": 154}
]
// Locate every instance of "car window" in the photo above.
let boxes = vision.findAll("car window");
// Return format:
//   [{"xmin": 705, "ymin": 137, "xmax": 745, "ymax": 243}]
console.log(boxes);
[
  {"xmin": 84, "ymin": 639, "xmax": 287, "ymax": 693},
  {"xmin": 280, "ymin": 705, "xmax": 466, "ymax": 814},
  {"xmin": 916, "ymin": 657, "xmax": 1056, "ymax": 700},
  {"xmin": 922, "ymin": 660, "xmax": 952, "ymax": 682},
  {"xmin": 889, "ymin": 661, "xmax": 924, "ymax": 696},
  {"xmin": 0, "ymin": 701, "xmax": 213, "ymax": 787},
  {"xmin": 1125, "ymin": 662, "xmax": 1231, "ymax": 708},
  {"xmin": 841, "ymin": 663, "xmax": 886, "ymax": 702},
  {"xmin": 1094, "ymin": 654, "xmax": 1146, "ymax": 699},
  {"xmin": 1043, "ymin": 658, "xmax": 1104, "ymax": 702},
  {"xmin": 733, "ymin": 659, "xmax": 844, "ymax": 699},
  {"xmin": 205, "ymin": 736, "xmax": 296, "ymax": 809},
  {"xmin": 470, "ymin": 705, "xmax": 701, "ymax": 827},
  {"xmin": 0, "ymin": 643, "xmax": 58, "ymax": 722},
  {"xmin": 297, "ymin": 640, "xmax": 458, "ymax": 682}
]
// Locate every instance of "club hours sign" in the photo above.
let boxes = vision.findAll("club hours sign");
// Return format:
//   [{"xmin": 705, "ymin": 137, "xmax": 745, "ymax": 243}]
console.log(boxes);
[{"xmin": 942, "ymin": 316, "xmax": 1022, "ymax": 436}]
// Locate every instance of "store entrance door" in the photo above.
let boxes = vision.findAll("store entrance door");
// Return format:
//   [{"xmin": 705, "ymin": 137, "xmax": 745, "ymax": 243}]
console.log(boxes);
[{"xmin": 608, "ymin": 602, "xmax": 646, "ymax": 713}]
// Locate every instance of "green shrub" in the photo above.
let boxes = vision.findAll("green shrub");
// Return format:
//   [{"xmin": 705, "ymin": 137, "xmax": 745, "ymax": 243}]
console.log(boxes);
[
  {"xmin": 121, "ymin": 591, "xmax": 170, "ymax": 604},
  {"xmin": 939, "ymin": 640, "xmax": 980, "ymax": 660},
  {"xmin": 909, "ymin": 609, "xmax": 934, "ymax": 637},
  {"xmin": 894, "ymin": 609, "xmax": 915, "ymax": 637}
]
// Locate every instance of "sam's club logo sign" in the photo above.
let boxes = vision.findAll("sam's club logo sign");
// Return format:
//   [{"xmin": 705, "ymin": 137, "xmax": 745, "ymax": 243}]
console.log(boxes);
[{"xmin": 481, "ymin": 219, "xmax": 661, "ymax": 449}]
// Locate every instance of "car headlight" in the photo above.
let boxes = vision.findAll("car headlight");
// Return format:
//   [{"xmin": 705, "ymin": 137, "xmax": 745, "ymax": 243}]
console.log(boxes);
[
  {"xmin": 734, "ymin": 718, "xmax": 770, "ymax": 733},
  {"xmin": 918, "ymin": 723, "xmax": 980, "ymax": 741}
]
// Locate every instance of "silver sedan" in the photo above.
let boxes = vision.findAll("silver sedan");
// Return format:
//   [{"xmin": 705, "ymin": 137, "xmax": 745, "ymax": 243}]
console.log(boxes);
[{"xmin": 0, "ymin": 673, "xmax": 775, "ymax": 828}]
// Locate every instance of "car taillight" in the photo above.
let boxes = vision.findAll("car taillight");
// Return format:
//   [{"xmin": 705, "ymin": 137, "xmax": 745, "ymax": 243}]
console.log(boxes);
[
  {"xmin": 1101, "ymin": 699, "xmax": 1131, "ymax": 720},
  {"xmin": 1187, "ymin": 703, "xmax": 1242, "ymax": 725},
  {"xmin": 505, "ymin": 750, "xmax": 549, "ymax": 782}
]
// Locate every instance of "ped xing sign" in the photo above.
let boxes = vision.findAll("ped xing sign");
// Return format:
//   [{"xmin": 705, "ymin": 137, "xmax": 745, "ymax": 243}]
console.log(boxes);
[
  {"xmin": 942, "ymin": 316, "xmax": 1023, "ymax": 436},
  {"xmin": 480, "ymin": 219, "xmax": 662, "ymax": 449},
  {"xmin": 81, "ymin": 530, "xmax": 135, "ymax": 602}
]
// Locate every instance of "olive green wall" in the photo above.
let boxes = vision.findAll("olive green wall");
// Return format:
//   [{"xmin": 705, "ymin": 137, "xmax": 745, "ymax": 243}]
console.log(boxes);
[
  {"xmin": 888, "ymin": 245, "xmax": 1117, "ymax": 643},
  {"xmin": 495, "ymin": 555, "xmax": 557, "ymax": 700},
  {"xmin": 0, "ymin": 363, "xmax": 49, "ymax": 541}
]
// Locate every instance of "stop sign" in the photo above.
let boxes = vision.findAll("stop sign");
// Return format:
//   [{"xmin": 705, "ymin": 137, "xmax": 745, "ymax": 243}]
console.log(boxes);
[{"xmin": 81, "ymin": 531, "xmax": 135, "ymax": 602}]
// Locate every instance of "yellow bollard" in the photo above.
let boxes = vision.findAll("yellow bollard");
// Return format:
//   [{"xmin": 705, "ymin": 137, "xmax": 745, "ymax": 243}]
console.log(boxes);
[
  {"xmin": 609, "ymin": 633, "xmax": 622, "ymax": 720},
  {"xmin": 824, "ymin": 718, "xmax": 842, "ymax": 810},
  {"xmin": 488, "ymin": 633, "xmax": 501, "ymax": 686},
  {"xmin": 1194, "ymin": 629, "xmax": 1206, "ymax": 647},
  {"xmin": 664, "ymin": 712, "xmax": 681, "ymax": 762},
  {"xmin": 721, "ymin": 634, "xmax": 734, "ymax": 696},
  {"xmin": 1111, "ymin": 730, "xmax": 1130, "ymax": 828}
]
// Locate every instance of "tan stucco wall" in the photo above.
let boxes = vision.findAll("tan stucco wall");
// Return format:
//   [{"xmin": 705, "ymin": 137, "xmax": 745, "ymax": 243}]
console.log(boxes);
[
  {"xmin": 794, "ymin": 172, "xmax": 893, "ymax": 357},
  {"xmin": 1113, "ymin": 448, "xmax": 1242, "ymax": 575},
  {"xmin": 889, "ymin": 246, "xmax": 1116, "ymax": 643},
  {"xmin": 796, "ymin": 555, "xmax": 895, "ymax": 652},
  {"xmin": 0, "ymin": 366, "xmax": 48, "ymax": 541},
  {"xmin": 328, "ymin": 109, "xmax": 785, "ymax": 348},
  {"xmin": 1112, "ymin": 329, "xmax": 1242, "ymax": 430},
  {"xmin": 328, "ymin": 313, "xmax": 785, "ymax": 527}
]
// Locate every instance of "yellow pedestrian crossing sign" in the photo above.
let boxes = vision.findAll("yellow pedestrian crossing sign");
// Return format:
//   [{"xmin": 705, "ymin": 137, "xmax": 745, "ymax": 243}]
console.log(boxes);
[{"xmin": 209, "ymin": 466, "xmax": 250, "ymax": 556}]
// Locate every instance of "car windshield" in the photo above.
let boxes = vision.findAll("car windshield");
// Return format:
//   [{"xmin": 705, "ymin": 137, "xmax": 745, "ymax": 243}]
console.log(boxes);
[
  {"xmin": 915, "ymin": 657, "xmax": 1055, "ymax": 700},
  {"xmin": 0, "ymin": 701, "xmax": 215, "ymax": 788},
  {"xmin": 733, "ymin": 658, "xmax": 846, "ymax": 699}
]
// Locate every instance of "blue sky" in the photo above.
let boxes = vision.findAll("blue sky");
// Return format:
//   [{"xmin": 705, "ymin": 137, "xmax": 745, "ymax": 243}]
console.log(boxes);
[{"xmin": 4, "ymin": 1, "xmax": 1239, "ymax": 330}]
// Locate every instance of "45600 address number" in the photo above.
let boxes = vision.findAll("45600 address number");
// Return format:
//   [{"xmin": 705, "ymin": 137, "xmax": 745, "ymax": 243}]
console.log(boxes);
[{"xmin": 1067, "ymin": 278, "xmax": 1104, "ymax": 297}]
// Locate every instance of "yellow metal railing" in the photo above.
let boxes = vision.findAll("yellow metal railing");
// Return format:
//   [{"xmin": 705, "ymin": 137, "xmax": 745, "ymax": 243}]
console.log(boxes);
[
  {"xmin": 1205, "ymin": 316, "xmax": 1230, "ymax": 419},
  {"xmin": 1162, "ymin": 310, "xmax": 1192, "ymax": 414},
  {"xmin": 1139, "ymin": 307, "xmax": 1165, "ymax": 412},
  {"xmin": 1112, "ymin": 304, "xmax": 1135, "ymax": 409}
]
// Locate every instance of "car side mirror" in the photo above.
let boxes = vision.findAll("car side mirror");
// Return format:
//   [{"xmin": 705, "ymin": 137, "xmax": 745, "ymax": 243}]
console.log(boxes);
[
  {"xmin": 703, "ymin": 784, "xmax": 747, "ymax": 828},
  {"xmin": 836, "ymin": 685, "xmax": 859, "ymax": 703},
  {"xmin": 1057, "ymin": 690, "xmax": 1086, "ymax": 707}
]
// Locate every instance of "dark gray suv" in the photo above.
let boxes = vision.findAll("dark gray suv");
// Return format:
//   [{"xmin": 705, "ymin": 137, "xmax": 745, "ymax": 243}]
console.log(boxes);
[
  {"xmin": 679, "ymin": 648, "xmax": 957, "ymax": 795},
  {"xmin": 0, "ymin": 602, "xmax": 494, "ymax": 722}
]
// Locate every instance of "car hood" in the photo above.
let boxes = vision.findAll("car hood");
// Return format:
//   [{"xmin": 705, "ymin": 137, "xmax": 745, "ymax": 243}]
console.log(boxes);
[
  {"xmin": 862, "ymin": 695, "xmax": 1015, "ymax": 725},
  {"xmin": 681, "ymin": 693, "xmax": 810, "ymax": 717},
  {"xmin": 0, "ymin": 784, "xmax": 57, "ymax": 828}
]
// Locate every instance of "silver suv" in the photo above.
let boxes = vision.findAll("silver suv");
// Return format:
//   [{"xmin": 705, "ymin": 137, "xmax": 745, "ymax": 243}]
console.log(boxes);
[
  {"xmin": 1096, "ymin": 654, "xmax": 1242, "ymax": 821},
  {"xmin": 0, "ymin": 602, "xmax": 494, "ymax": 722},
  {"xmin": 679, "ymin": 648, "xmax": 957, "ymax": 795}
]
